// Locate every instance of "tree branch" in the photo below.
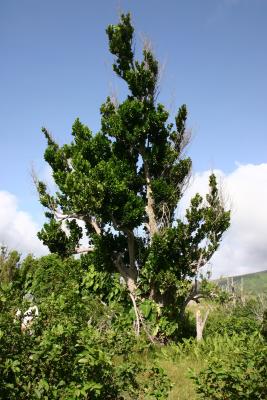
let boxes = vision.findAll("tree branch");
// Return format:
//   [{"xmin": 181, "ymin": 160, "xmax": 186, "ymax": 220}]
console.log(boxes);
[
  {"xmin": 75, "ymin": 246, "xmax": 95, "ymax": 254},
  {"xmin": 129, "ymin": 293, "xmax": 140, "ymax": 336},
  {"xmin": 53, "ymin": 212, "xmax": 102, "ymax": 236},
  {"xmin": 181, "ymin": 250, "xmax": 207, "ymax": 311},
  {"xmin": 191, "ymin": 250, "xmax": 205, "ymax": 273},
  {"xmin": 55, "ymin": 211, "xmax": 81, "ymax": 221},
  {"xmin": 111, "ymin": 216, "xmax": 138, "ymax": 280},
  {"xmin": 113, "ymin": 253, "xmax": 137, "ymax": 294},
  {"xmin": 196, "ymin": 308, "xmax": 210, "ymax": 341},
  {"xmin": 123, "ymin": 228, "xmax": 136, "ymax": 271},
  {"xmin": 140, "ymin": 147, "xmax": 158, "ymax": 238},
  {"xmin": 137, "ymin": 308, "xmax": 156, "ymax": 344},
  {"xmin": 83, "ymin": 216, "xmax": 102, "ymax": 236}
]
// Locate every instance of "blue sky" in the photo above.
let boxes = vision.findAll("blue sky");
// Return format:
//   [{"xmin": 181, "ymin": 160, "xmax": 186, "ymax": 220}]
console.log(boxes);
[{"xmin": 0, "ymin": 0, "xmax": 267, "ymax": 276}]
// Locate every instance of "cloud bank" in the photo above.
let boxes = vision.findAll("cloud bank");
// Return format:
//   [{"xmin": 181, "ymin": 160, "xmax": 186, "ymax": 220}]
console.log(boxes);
[
  {"xmin": 0, "ymin": 191, "xmax": 47, "ymax": 256},
  {"xmin": 178, "ymin": 163, "xmax": 267, "ymax": 278}
]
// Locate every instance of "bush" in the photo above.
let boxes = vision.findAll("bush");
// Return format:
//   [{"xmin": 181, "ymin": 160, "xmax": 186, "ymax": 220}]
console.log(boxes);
[
  {"xmin": 191, "ymin": 333, "xmax": 267, "ymax": 400},
  {"xmin": 0, "ymin": 254, "xmax": 171, "ymax": 399},
  {"xmin": 204, "ymin": 301, "xmax": 260, "ymax": 337}
]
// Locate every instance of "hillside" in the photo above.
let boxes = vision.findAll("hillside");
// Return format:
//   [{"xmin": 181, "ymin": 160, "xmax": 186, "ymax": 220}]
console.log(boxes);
[{"xmin": 217, "ymin": 270, "xmax": 267, "ymax": 296}]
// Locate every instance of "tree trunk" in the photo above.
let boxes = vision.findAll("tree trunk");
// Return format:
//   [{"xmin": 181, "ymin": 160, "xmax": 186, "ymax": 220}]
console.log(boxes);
[
  {"xmin": 196, "ymin": 309, "xmax": 209, "ymax": 341},
  {"xmin": 140, "ymin": 147, "xmax": 158, "ymax": 238}
]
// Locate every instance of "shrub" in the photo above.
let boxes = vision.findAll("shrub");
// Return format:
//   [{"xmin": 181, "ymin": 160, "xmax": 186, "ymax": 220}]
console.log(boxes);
[
  {"xmin": 204, "ymin": 301, "xmax": 260, "ymax": 337},
  {"xmin": 0, "ymin": 255, "xmax": 171, "ymax": 399},
  {"xmin": 191, "ymin": 333, "xmax": 267, "ymax": 400}
]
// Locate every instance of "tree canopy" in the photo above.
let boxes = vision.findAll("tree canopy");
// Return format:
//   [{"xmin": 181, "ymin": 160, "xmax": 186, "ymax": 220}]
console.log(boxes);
[{"xmin": 36, "ymin": 13, "xmax": 230, "ymax": 339}]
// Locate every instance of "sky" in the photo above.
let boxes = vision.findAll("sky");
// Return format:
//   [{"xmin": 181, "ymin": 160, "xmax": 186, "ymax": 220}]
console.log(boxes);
[{"xmin": 0, "ymin": 0, "xmax": 267, "ymax": 277}]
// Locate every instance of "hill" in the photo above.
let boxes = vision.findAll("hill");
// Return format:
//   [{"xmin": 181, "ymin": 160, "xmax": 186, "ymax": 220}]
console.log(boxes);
[{"xmin": 216, "ymin": 270, "xmax": 267, "ymax": 296}]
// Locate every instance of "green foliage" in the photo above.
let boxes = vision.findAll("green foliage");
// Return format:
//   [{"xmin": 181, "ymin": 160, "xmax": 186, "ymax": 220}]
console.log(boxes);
[
  {"xmin": 191, "ymin": 333, "xmax": 267, "ymax": 399},
  {"xmin": 38, "ymin": 218, "xmax": 82, "ymax": 258},
  {"xmin": 0, "ymin": 254, "xmax": 171, "ymax": 399},
  {"xmin": 0, "ymin": 247, "xmax": 20, "ymax": 285},
  {"xmin": 158, "ymin": 328, "xmax": 267, "ymax": 400},
  {"xmin": 204, "ymin": 309, "xmax": 259, "ymax": 338},
  {"xmin": 262, "ymin": 309, "xmax": 267, "ymax": 338},
  {"xmin": 35, "ymin": 13, "xmax": 230, "ymax": 340}
]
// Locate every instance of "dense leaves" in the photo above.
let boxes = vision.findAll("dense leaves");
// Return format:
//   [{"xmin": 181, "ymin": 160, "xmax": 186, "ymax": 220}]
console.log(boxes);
[
  {"xmin": 191, "ymin": 333, "xmax": 267, "ymax": 399},
  {"xmin": 36, "ymin": 13, "xmax": 230, "ymax": 340},
  {"xmin": 0, "ymin": 254, "xmax": 171, "ymax": 399}
]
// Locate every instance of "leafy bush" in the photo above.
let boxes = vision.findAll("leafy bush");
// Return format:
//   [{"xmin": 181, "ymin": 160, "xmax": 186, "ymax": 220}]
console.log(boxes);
[
  {"xmin": 0, "ymin": 254, "xmax": 171, "ymax": 399},
  {"xmin": 204, "ymin": 300, "xmax": 261, "ymax": 337},
  {"xmin": 160, "ymin": 329, "xmax": 267, "ymax": 400},
  {"xmin": 191, "ymin": 333, "xmax": 267, "ymax": 400}
]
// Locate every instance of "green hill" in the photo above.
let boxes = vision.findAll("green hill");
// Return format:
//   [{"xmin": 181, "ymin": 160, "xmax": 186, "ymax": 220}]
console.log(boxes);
[{"xmin": 216, "ymin": 270, "xmax": 267, "ymax": 296}]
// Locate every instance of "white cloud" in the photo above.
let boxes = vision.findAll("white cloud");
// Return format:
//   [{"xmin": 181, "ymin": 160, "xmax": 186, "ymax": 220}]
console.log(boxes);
[
  {"xmin": 0, "ymin": 191, "xmax": 48, "ymax": 256},
  {"xmin": 179, "ymin": 164, "xmax": 267, "ymax": 278}
]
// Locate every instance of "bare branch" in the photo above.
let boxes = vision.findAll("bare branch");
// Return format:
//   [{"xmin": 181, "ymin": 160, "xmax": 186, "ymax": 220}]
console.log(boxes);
[
  {"xmin": 143, "ymin": 222, "xmax": 150, "ymax": 233},
  {"xmin": 75, "ymin": 246, "xmax": 95, "ymax": 254},
  {"xmin": 191, "ymin": 250, "xmax": 204, "ymax": 273},
  {"xmin": 55, "ymin": 211, "xmax": 81, "ymax": 221},
  {"xmin": 179, "ymin": 128, "xmax": 192, "ymax": 156},
  {"xmin": 30, "ymin": 165, "xmax": 39, "ymax": 190},
  {"xmin": 113, "ymin": 253, "xmax": 137, "ymax": 293},
  {"xmin": 111, "ymin": 215, "xmax": 119, "ymax": 230},
  {"xmin": 196, "ymin": 308, "xmax": 210, "ymax": 341},
  {"xmin": 183, "ymin": 291, "xmax": 205, "ymax": 310},
  {"xmin": 137, "ymin": 307, "xmax": 156, "ymax": 344},
  {"xmin": 129, "ymin": 293, "xmax": 140, "ymax": 336},
  {"xmin": 90, "ymin": 219, "xmax": 101, "ymax": 236},
  {"xmin": 53, "ymin": 212, "xmax": 102, "ymax": 237},
  {"xmin": 158, "ymin": 202, "xmax": 171, "ymax": 230},
  {"xmin": 83, "ymin": 216, "xmax": 102, "ymax": 236}
]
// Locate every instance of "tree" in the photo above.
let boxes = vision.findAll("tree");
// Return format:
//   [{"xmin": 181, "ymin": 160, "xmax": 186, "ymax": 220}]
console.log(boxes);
[
  {"xmin": 36, "ymin": 14, "xmax": 230, "ymax": 339},
  {"xmin": 0, "ymin": 246, "xmax": 20, "ymax": 285}
]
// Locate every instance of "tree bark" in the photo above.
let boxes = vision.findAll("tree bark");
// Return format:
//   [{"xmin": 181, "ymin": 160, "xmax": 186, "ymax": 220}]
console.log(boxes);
[
  {"xmin": 144, "ymin": 162, "xmax": 158, "ymax": 236},
  {"xmin": 83, "ymin": 216, "xmax": 102, "ymax": 235},
  {"xmin": 196, "ymin": 309, "xmax": 209, "ymax": 341},
  {"xmin": 124, "ymin": 228, "xmax": 136, "ymax": 271},
  {"xmin": 113, "ymin": 253, "xmax": 137, "ymax": 294},
  {"xmin": 129, "ymin": 293, "xmax": 140, "ymax": 335},
  {"xmin": 140, "ymin": 147, "xmax": 158, "ymax": 238}
]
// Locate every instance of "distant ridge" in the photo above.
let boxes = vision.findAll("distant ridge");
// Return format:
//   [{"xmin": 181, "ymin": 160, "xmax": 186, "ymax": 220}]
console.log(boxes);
[{"xmin": 216, "ymin": 270, "xmax": 267, "ymax": 296}]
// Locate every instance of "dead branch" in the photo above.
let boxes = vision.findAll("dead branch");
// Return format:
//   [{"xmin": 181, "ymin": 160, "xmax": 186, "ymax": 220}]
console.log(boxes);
[
  {"xmin": 129, "ymin": 293, "xmax": 140, "ymax": 336},
  {"xmin": 196, "ymin": 308, "xmax": 210, "ymax": 341},
  {"xmin": 75, "ymin": 246, "xmax": 95, "ymax": 254},
  {"xmin": 83, "ymin": 216, "xmax": 102, "ymax": 236},
  {"xmin": 158, "ymin": 202, "xmax": 171, "ymax": 230},
  {"xmin": 191, "ymin": 250, "xmax": 205, "ymax": 273}
]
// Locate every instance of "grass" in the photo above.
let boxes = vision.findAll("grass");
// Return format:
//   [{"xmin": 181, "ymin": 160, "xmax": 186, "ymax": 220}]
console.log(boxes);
[
  {"xmin": 143, "ymin": 341, "xmax": 206, "ymax": 400},
  {"xmin": 130, "ymin": 340, "xmax": 202, "ymax": 399},
  {"xmin": 159, "ymin": 357, "xmax": 201, "ymax": 400}
]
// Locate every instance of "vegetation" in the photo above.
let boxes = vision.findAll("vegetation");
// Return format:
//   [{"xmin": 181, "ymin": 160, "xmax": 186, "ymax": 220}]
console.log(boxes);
[
  {"xmin": 1, "ymin": 12, "xmax": 266, "ymax": 400},
  {"xmin": 1, "ymin": 247, "xmax": 266, "ymax": 399},
  {"xmin": 0, "ymin": 252, "xmax": 171, "ymax": 399},
  {"xmin": 192, "ymin": 333, "xmax": 267, "ymax": 399},
  {"xmin": 35, "ymin": 13, "xmax": 230, "ymax": 341},
  {"xmin": 217, "ymin": 270, "xmax": 267, "ymax": 296}
]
